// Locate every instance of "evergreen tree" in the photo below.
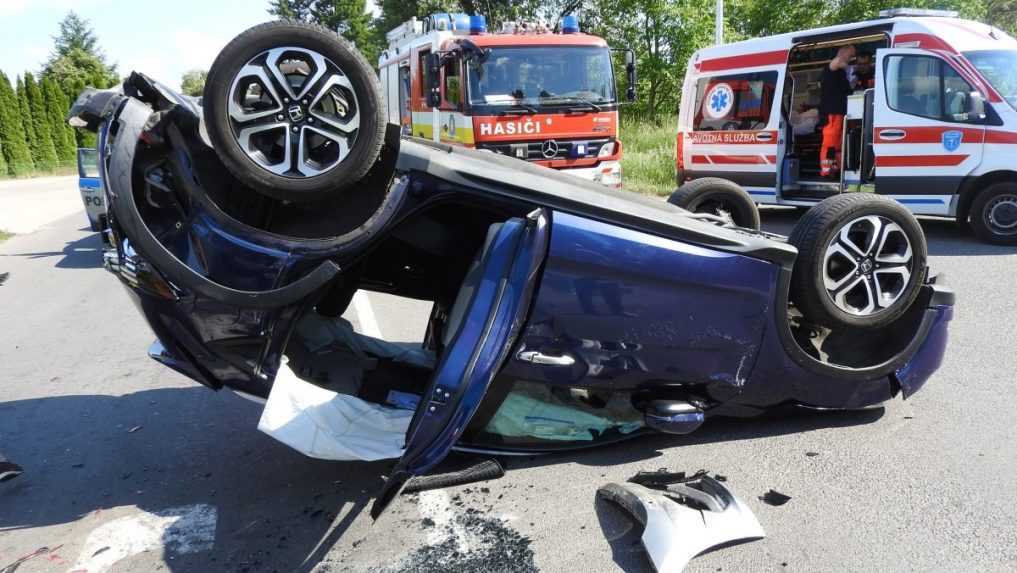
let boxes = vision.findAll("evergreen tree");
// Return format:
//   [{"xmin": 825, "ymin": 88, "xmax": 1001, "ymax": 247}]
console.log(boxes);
[
  {"xmin": 42, "ymin": 11, "xmax": 118, "ymax": 149},
  {"xmin": 268, "ymin": 0, "xmax": 380, "ymax": 61},
  {"xmin": 0, "ymin": 73, "xmax": 34, "ymax": 176},
  {"xmin": 21, "ymin": 74, "xmax": 59, "ymax": 172},
  {"xmin": 42, "ymin": 76, "xmax": 77, "ymax": 161}
]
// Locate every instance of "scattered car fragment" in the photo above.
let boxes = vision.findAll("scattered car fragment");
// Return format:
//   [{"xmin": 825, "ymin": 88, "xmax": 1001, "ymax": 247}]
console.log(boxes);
[
  {"xmin": 71, "ymin": 20, "xmax": 954, "ymax": 518},
  {"xmin": 598, "ymin": 473, "xmax": 765, "ymax": 572}
]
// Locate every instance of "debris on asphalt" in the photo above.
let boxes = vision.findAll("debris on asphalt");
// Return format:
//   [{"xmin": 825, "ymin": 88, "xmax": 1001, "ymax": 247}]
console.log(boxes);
[
  {"xmin": 805, "ymin": 452, "xmax": 819, "ymax": 457},
  {"xmin": 371, "ymin": 510, "xmax": 538, "ymax": 573},
  {"xmin": 0, "ymin": 545, "xmax": 63, "ymax": 573},
  {"xmin": 599, "ymin": 472, "xmax": 765, "ymax": 572},
  {"xmin": 127, "ymin": 425, "xmax": 143, "ymax": 433},
  {"xmin": 628, "ymin": 468, "xmax": 709, "ymax": 489},
  {"xmin": 759, "ymin": 490, "xmax": 792, "ymax": 506}
]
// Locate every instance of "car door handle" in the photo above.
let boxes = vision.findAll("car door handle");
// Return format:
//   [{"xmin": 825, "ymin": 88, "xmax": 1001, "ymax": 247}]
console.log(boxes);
[
  {"xmin": 516, "ymin": 350, "xmax": 576, "ymax": 366},
  {"xmin": 755, "ymin": 132, "xmax": 774, "ymax": 142},
  {"xmin": 878, "ymin": 129, "xmax": 907, "ymax": 141}
]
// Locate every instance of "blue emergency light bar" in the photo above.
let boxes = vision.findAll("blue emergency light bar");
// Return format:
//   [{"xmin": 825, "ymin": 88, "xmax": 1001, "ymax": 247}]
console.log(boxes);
[{"xmin": 561, "ymin": 14, "xmax": 579, "ymax": 34}]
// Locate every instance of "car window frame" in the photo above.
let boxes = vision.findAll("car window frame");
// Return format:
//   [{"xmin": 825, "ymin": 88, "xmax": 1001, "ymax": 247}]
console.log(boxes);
[{"xmin": 883, "ymin": 53, "xmax": 984, "ymax": 125}]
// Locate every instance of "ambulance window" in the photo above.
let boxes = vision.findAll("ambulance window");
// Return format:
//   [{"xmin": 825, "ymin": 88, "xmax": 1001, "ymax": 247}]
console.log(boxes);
[
  {"xmin": 884, "ymin": 55, "xmax": 980, "ymax": 123},
  {"xmin": 443, "ymin": 59, "xmax": 461, "ymax": 107},
  {"xmin": 693, "ymin": 71, "xmax": 778, "ymax": 131}
]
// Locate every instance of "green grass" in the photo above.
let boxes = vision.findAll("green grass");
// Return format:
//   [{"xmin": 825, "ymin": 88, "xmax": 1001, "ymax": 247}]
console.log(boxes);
[
  {"xmin": 0, "ymin": 162, "xmax": 78, "ymax": 181},
  {"xmin": 0, "ymin": 229, "xmax": 12, "ymax": 243},
  {"xmin": 620, "ymin": 117, "xmax": 676, "ymax": 197}
]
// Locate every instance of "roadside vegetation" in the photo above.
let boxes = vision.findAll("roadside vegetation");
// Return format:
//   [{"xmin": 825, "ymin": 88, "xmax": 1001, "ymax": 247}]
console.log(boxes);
[
  {"xmin": 0, "ymin": 13, "xmax": 116, "ymax": 180},
  {"xmin": 619, "ymin": 115, "xmax": 675, "ymax": 196},
  {"xmin": 0, "ymin": 229, "xmax": 13, "ymax": 243}
]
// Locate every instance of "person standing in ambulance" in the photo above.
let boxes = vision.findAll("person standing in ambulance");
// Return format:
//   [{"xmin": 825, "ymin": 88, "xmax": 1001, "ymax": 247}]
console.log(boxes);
[{"xmin": 819, "ymin": 45, "xmax": 856, "ymax": 178}]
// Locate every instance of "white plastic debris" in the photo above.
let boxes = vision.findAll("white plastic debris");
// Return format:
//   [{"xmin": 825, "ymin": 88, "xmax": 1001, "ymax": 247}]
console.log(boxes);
[{"xmin": 257, "ymin": 360, "xmax": 411, "ymax": 461}]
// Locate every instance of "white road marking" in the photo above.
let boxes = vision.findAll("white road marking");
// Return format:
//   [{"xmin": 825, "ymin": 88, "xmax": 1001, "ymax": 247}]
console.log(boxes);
[
  {"xmin": 350, "ymin": 293, "xmax": 470, "ymax": 554},
  {"xmin": 352, "ymin": 290, "xmax": 382, "ymax": 338},
  {"xmin": 68, "ymin": 504, "xmax": 217, "ymax": 573}
]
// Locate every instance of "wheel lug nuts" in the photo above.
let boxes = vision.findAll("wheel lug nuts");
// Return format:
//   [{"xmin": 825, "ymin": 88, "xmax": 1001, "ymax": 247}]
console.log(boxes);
[
  {"xmin": 291, "ymin": 126, "xmax": 299, "ymax": 132},
  {"xmin": 302, "ymin": 99, "xmax": 308, "ymax": 105},
  {"xmin": 277, "ymin": 114, "xmax": 284, "ymax": 120},
  {"xmin": 307, "ymin": 117, "xmax": 314, "ymax": 123},
  {"xmin": 283, "ymin": 97, "xmax": 289, "ymax": 103}
]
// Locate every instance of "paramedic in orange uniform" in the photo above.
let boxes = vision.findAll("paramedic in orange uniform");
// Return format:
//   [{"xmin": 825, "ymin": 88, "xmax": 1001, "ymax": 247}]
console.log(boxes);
[{"xmin": 819, "ymin": 45, "xmax": 856, "ymax": 178}]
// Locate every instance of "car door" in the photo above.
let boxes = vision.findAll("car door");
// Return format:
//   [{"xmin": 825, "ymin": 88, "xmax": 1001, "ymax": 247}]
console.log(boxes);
[
  {"xmin": 77, "ymin": 147, "xmax": 105, "ymax": 231},
  {"xmin": 873, "ymin": 48, "xmax": 986, "ymax": 215},
  {"xmin": 371, "ymin": 210, "xmax": 549, "ymax": 518}
]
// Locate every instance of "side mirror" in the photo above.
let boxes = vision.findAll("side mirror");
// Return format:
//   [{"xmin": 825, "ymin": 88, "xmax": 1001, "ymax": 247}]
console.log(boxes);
[
  {"xmin": 625, "ymin": 49, "xmax": 637, "ymax": 102},
  {"xmin": 425, "ymin": 52, "xmax": 442, "ymax": 108}
]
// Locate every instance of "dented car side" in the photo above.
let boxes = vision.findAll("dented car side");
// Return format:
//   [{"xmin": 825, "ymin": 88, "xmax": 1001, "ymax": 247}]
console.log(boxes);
[{"xmin": 76, "ymin": 68, "xmax": 952, "ymax": 516}]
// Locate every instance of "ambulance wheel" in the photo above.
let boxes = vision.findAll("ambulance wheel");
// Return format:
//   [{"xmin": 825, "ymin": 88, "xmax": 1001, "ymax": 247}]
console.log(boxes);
[
  {"xmin": 969, "ymin": 182, "xmax": 1017, "ymax": 245},
  {"xmin": 668, "ymin": 178, "xmax": 760, "ymax": 230},
  {"xmin": 788, "ymin": 194, "xmax": 927, "ymax": 330},
  {"xmin": 203, "ymin": 20, "xmax": 385, "ymax": 202}
]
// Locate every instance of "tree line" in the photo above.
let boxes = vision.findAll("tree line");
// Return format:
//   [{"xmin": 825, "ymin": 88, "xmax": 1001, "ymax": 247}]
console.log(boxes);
[
  {"xmin": 0, "ymin": 12, "xmax": 117, "ymax": 177},
  {"xmin": 270, "ymin": 0, "xmax": 1017, "ymax": 120}
]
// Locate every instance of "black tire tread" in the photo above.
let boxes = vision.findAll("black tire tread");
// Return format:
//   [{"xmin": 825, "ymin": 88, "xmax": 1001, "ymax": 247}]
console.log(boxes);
[
  {"xmin": 203, "ymin": 20, "xmax": 386, "ymax": 202},
  {"xmin": 668, "ymin": 177, "xmax": 761, "ymax": 230},
  {"xmin": 788, "ymin": 193, "xmax": 927, "ymax": 330},
  {"xmin": 968, "ymin": 182, "xmax": 1017, "ymax": 245}
]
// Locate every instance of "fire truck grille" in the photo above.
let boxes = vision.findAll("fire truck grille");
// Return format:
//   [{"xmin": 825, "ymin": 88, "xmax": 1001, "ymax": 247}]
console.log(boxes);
[{"xmin": 476, "ymin": 138, "xmax": 614, "ymax": 162}]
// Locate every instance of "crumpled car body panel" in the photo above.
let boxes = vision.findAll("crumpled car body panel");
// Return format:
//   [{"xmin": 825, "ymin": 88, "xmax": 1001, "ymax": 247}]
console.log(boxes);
[{"xmin": 85, "ymin": 74, "xmax": 953, "ymax": 489}]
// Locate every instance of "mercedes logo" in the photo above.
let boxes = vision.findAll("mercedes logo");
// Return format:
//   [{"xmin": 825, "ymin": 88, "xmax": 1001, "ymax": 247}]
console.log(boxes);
[
  {"xmin": 541, "ymin": 139, "xmax": 559, "ymax": 159},
  {"xmin": 287, "ymin": 105, "xmax": 305, "ymax": 122}
]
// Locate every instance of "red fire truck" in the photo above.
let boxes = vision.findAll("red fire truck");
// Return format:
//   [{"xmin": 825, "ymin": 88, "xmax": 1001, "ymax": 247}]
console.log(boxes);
[{"xmin": 378, "ymin": 13, "xmax": 635, "ymax": 187}]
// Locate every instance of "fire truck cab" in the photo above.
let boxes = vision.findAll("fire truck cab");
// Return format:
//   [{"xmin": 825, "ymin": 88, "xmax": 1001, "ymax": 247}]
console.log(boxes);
[
  {"xmin": 379, "ymin": 13, "xmax": 635, "ymax": 187},
  {"xmin": 676, "ymin": 9, "xmax": 1017, "ymax": 243}
]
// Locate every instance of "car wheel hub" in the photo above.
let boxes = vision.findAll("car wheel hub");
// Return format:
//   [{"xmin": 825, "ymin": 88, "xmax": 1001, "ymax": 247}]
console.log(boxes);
[
  {"xmin": 821, "ymin": 215, "xmax": 913, "ymax": 316},
  {"xmin": 226, "ymin": 46, "xmax": 360, "ymax": 179},
  {"xmin": 987, "ymin": 195, "xmax": 1017, "ymax": 233}
]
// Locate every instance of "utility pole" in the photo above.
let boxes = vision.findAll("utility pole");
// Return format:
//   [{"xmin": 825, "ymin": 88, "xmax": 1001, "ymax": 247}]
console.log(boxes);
[{"xmin": 715, "ymin": 0, "xmax": 724, "ymax": 45}]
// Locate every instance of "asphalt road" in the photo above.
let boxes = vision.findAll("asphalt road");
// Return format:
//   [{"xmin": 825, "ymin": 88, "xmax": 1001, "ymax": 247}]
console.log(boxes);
[
  {"xmin": 0, "ymin": 176, "xmax": 81, "ymax": 235},
  {"xmin": 2, "ymin": 202, "xmax": 1017, "ymax": 573}
]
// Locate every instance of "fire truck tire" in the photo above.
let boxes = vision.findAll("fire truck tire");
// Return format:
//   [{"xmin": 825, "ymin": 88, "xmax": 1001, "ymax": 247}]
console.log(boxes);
[
  {"xmin": 788, "ymin": 194, "xmax": 927, "ymax": 330},
  {"xmin": 668, "ymin": 178, "xmax": 760, "ymax": 230},
  {"xmin": 203, "ymin": 20, "xmax": 386, "ymax": 202},
  {"xmin": 969, "ymin": 182, "xmax": 1017, "ymax": 245}
]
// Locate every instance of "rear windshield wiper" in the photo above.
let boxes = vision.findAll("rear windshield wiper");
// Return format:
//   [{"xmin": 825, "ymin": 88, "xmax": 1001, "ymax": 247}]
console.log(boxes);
[{"xmin": 498, "ymin": 103, "xmax": 538, "ymax": 115}]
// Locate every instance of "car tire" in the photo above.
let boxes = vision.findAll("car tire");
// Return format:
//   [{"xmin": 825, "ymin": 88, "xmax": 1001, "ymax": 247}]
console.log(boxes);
[
  {"xmin": 969, "ymin": 182, "xmax": 1017, "ymax": 245},
  {"xmin": 202, "ymin": 20, "xmax": 386, "ymax": 202},
  {"xmin": 788, "ymin": 193, "xmax": 927, "ymax": 330},
  {"xmin": 668, "ymin": 178, "xmax": 761, "ymax": 230}
]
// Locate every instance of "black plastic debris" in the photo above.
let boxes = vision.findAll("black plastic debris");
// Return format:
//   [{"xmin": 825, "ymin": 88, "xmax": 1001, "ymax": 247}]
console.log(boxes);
[
  {"xmin": 759, "ymin": 490, "xmax": 792, "ymax": 506},
  {"xmin": 629, "ymin": 468, "xmax": 709, "ymax": 489}
]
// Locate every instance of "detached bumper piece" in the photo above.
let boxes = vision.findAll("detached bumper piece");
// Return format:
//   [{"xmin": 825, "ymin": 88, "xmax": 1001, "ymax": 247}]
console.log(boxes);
[{"xmin": 598, "ymin": 472, "xmax": 764, "ymax": 573}]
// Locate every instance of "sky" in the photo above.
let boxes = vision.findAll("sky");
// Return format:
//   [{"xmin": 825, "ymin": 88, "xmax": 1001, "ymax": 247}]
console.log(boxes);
[{"xmin": 0, "ymin": 0, "xmax": 379, "ymax": 91}]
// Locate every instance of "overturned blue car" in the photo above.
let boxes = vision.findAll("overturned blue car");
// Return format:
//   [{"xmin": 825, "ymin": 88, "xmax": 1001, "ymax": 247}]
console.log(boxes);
[{"xmin": 70, "ymin": 21, "xmax": 952, "ymax": 517}]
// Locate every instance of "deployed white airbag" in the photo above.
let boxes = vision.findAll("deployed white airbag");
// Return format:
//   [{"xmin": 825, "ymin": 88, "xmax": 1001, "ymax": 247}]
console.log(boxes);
[{"xmin": 257, "ymin": 361, "xmax": 411, "ymax": 461}]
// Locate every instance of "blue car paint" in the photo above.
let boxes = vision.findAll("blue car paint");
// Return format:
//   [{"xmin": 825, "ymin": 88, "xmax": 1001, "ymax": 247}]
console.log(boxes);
[
  {"xmin": 894, "ymin": 305, "xmax": 953, "ymax": 398},
  {"xmin": 503, "ymin": 211, "xmax": 779, "ymax": 398}
]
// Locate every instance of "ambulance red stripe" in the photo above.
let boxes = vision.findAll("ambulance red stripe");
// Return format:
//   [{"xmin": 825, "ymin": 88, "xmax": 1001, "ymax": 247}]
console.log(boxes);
[
  {"xmin": 696, "ymin": 50, "xmax": 789, "ymax": 72},
  {"xmin": 691, "ymin": 155, "xmax": 776, "ymax": 165},
  {"xmin": 876, "ymin": 155, "xmax": 969, "ymax": 167},
  {"xmin": 875, "ymin": 127, "xmax": 1017, "ymax": 144}
]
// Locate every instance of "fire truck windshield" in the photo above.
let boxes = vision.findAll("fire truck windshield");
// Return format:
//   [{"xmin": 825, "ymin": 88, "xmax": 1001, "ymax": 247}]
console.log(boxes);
[
  {"xmin": 965, "ymin": 50, "xmax": 1017, "ymax": 110},
  {"xmin": 466, "ymin": 46, "xmax": 616, "ymax": 109}
]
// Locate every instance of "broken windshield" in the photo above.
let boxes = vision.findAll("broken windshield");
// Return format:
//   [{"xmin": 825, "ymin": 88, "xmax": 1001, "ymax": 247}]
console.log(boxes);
[
  {"xmin": 964, "ymin": 50, "xmax": 1017, "ymax": 111},
  {"xmin": 466, "ymin": 46, "xmax": 616, "ymax": 108}
]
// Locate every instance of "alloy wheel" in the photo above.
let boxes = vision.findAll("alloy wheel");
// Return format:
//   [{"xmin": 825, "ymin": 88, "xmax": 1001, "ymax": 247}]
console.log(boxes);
[
  {"xmin": 226, "ymin": 46, "xmax": 360, "ymax": 178},
  {"xmin": 822, "ymin": 215, "xmax": 913, "ymax": 316}
]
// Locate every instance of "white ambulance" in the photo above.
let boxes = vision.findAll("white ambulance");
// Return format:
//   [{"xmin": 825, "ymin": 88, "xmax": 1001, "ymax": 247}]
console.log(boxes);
[{"xmin": 674, "ymin": 8, "xmax": 1017, "ymax": 243}]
